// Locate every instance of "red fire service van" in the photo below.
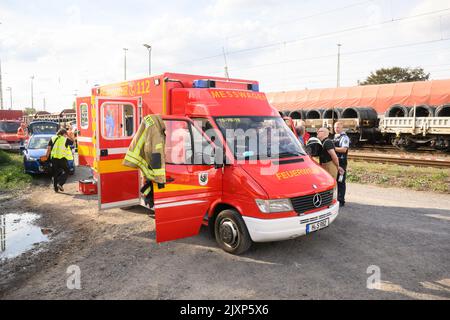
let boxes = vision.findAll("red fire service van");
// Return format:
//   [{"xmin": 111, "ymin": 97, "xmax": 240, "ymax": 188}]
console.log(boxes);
[{"xmin": 76, "ymin": 73, "xmax": 339, "ymax": 254}]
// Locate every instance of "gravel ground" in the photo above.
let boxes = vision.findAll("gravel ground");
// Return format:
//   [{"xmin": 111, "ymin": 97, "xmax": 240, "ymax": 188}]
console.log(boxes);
[{"xmin": 0, "ymin": 166, "xmax": 449, "ymax": 300}]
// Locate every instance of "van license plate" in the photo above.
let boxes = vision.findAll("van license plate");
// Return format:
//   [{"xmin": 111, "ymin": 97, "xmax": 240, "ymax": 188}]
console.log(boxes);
[{"xmin": 306, "ymin": 218, "xmax": 329, "ymax": 234}]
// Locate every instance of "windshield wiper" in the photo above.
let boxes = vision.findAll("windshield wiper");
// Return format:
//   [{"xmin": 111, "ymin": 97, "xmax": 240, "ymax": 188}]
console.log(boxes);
[{"xmin": 277, "ymin": 152, "xmax": 303, "ymax": 158}]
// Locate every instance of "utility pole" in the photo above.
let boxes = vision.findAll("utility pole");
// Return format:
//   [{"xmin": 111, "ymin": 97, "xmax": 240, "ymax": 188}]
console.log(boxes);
[
  {"xmin": 0, "ymin": 22, "xmax": 3, "ymax": 109},
  {"xmin": 0, "ymin": 58, "xmax": 3, "ymax": 110},
  {"xmin": 30, "ymin": 75, "xmax": 35, "ymax": 109},
  {"xmin": 337, "ymin": 44, "xmax": 342, "ymax": 88},
  {"xmin": 123, "ymin": 48, "xmax": 128, "ymax": 80},
  {"xmin": 143, "ymin": 44, "xmax": 152, "ymax": 76},
  {"xmin": 6, "ymin": 87, "xmax": 12, "ymax": 109},
  {"xmin": 222, "ymin": 47, "xmax": 230, "ymax": 80}
]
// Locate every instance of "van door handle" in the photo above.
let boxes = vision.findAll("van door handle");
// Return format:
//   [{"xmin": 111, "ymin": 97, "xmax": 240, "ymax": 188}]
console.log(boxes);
[{"xmin": 166, "ymin": 176, "xmax": 175, "ymax": 183}]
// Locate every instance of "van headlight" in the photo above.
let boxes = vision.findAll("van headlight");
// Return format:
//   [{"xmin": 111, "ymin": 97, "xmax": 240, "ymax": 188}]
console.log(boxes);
[
  {"xmin": 255, "ymin": 199, "xmax": 293, "ymax": 213},
  {"xmin": 333, "ymin": 187, "xmax": 338, "ymax": 200}
]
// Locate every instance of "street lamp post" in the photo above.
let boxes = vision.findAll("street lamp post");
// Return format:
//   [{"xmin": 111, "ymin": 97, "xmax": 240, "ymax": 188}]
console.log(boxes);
[
  {"xmin": 0, "ymin": 23, "xmax": 3, "ymax": 110},
  {"xmin": 143, "ymin": 44, "xmax": 152, "ymax": 76},
  {"xmin": 337, "ymin": 44, "xmax": 342, "ymax": 88},
  {"xmin": 0, "ymin": 58, "xmax": 3, "ymax": 110},
  {"xmin": 30, "ymin": 75, "xmax": 35, "ymax": 109},
  {"xmin": 123, "ymin": 48, "xmax": 128, "ymax": 80},
  {"xmin": 6, "ymin": 87, "xmax": 12, "ymax": 109}
]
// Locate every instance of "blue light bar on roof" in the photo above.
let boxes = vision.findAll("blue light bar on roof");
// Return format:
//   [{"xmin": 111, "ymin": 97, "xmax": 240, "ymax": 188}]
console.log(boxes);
[
  {"xmin": 193, "ymin": 79, "xmax": 259, "ymax": 92},
  {"xmin": 193, "ymin": 80, "xmax": 216, "ymax": 88},
  {"xmin": 248, "ymin": 83, "xmax": 259, "ymax": 92}
]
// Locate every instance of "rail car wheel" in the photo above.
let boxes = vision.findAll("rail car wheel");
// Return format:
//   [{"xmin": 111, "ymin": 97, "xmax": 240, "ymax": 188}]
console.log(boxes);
[
  {"xmin": 349, "ymin": 135, "xmax": 360, "ymax": 148},
  {"xmin": 214, "ymin": 209, "xmax": 252, "ymax": 255},
  {"xmin": 392, "ymin": 136, "xmax": 418, "ymax": 151}
]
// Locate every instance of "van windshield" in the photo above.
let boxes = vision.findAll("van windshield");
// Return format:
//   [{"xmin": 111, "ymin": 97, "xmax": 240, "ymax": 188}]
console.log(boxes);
[{"xmin": 215, "ymin": 116, "xmax": 306, "ymax": 160}]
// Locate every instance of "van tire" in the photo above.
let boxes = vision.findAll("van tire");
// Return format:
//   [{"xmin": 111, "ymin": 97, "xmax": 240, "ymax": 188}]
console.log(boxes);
[{"xmin": 214, "ymin": 209, "xmax": 252, "ymax": 255}]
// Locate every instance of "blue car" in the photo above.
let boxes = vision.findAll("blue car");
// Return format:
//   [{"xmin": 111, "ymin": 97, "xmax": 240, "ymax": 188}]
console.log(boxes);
[{"xmin": 22, "ymin": 134, "xmax": 75, "ymax": 175}]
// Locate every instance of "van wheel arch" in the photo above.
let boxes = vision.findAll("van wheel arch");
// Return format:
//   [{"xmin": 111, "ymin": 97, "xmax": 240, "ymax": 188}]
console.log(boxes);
[
  {"xmin": 214, "ymin": 209, "xmax": 252, "ymax": 255},
  {"xmin": 209, "ymin": 203, "xmax": 240, "ymax": 237}
]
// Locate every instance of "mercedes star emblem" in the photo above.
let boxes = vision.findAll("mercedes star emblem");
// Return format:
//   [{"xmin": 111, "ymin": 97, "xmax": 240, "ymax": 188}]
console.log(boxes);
[{"xmin": 313, "ymin": 194, "xmax": 322, "ymax": 208}]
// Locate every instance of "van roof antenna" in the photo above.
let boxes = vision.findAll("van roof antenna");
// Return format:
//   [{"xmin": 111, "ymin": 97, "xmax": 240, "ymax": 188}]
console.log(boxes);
[{"xmin": 222, "ymin": 47, "xmax": 230, "ymax": 81}]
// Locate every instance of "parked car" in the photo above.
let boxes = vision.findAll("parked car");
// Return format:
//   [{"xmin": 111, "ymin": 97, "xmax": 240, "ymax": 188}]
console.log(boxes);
[{"xmin": 21, "ymin": 134, "xmax": 75, "ymax": 175}]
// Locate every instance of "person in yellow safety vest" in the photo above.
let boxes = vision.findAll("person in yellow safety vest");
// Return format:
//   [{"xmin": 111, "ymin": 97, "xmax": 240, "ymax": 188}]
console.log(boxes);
[
  {"xmin": 45, "ymin": 128, "xmax": 75, "ymax": 192},
  {"xmin": 123, "ymin": 114, "xmax": 166, "ymax": 209}
]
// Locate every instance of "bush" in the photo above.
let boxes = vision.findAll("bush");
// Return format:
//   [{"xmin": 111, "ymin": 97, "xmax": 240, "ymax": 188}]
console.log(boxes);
[{"xmin": 0, "ymin": 150, "xmax": 11, "ymax": 165}]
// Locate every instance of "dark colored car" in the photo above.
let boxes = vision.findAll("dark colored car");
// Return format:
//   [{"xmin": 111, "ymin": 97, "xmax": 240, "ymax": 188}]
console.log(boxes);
[
  {"xmin": 28, "ymin": 121, "xmax": 59, "ymax": 135},
  {"xmin": 22, "ymin": 134, "xmax": 75, "ymax": 175}
]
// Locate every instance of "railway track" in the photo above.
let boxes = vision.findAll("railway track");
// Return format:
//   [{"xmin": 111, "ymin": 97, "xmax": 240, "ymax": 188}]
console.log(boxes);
[
  {"xmin": 353, "ymin": 145, "xmax": 446, "ymax": 154},
  {"xmin": 348, "ymin": 152, "xmax": 450, "ymax": 169}
]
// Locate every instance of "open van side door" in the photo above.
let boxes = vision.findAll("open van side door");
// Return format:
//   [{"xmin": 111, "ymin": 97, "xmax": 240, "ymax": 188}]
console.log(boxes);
[
  {"xmin": 154, "ymin": 116, "xmax": 223, "ymax": 243},
  {"xmin": 95, "ymin": 97, "xmax": 141, "ymax": 210}
]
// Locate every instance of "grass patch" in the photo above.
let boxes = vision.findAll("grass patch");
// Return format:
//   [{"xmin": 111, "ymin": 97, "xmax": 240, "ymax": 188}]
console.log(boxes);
[
  {"xmin": 0, "ymin": 150, "xmax": 32, "ymax": 192},
  {"xmin": 347, "ymin": 160, "xmax": 450, "ymax": 193}
]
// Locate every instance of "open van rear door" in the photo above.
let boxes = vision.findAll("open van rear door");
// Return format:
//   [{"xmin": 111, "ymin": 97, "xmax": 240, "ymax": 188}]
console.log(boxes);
[
  {"xmin": 95, "ymin": 97, "xmax": 141, "ymax": 210},
  {"xmin": 76, "ymin": 96, "xmax": 94, "ymax": 167}
]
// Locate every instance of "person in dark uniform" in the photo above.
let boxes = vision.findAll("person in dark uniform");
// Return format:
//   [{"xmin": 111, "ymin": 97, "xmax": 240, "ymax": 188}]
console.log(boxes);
[
  {"xmin": 317, "ymin": 127, "xmax": 344, "ymax": 180},
  {"xmin": 333, "ymin": 122, "xmax": 350, "ymax": 207}
]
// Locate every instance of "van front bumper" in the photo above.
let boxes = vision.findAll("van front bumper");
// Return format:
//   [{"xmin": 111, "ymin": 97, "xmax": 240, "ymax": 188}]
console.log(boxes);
[{"xmin": 243, "ymin": 202, "xmax": 339, "ymax": 242}]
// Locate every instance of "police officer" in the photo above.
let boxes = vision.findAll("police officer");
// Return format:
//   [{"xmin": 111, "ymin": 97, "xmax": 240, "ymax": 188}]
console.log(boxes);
[
  {"xmin": 333, "ymin": 122, "xmax": 350, "ymax": 207},
  {"xmin": 45, "ymin": 128, "xmax": 74, "ymax": 192}
]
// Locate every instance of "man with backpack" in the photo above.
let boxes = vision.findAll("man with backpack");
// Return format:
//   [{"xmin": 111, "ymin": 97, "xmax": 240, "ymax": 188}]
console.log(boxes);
[{"xmin": 45, "ymin": 128, "xmax": 75, "ymax": 192}]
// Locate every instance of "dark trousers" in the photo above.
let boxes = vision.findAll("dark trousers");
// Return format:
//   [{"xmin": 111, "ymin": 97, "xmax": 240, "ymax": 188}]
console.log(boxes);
[
  {"xmin": 337, "ymin": 160, "xmax": 347, "ymax": 204},
  {"xmin": 337, "ymin": 170, "xmax": 347, "ymax": 204},
  {"xmin": 52, "ymin": 158, "xmax": 69, "ymax": 189}
]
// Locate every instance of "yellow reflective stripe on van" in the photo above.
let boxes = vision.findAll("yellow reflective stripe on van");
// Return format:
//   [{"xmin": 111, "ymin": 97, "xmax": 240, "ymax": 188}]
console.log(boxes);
[
  {"xmin": 96, "ymin": 159, "xmax": 138, "ymax": 174},
  {"xmin": 154, "ymin": 183, "xmax": 210, "ymax": 193},
  {"xmin": 78, "ymin": 145, "xmax": 94, "ymax": 156}
]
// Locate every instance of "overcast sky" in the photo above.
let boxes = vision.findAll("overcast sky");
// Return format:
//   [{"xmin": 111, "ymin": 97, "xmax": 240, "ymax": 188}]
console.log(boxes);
[{"xmin": 1, "ymin": 0, "xmax": 449, "ymax": 112}]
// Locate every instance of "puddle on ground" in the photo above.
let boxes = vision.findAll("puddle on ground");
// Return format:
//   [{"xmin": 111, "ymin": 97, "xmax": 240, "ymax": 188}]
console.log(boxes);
[{"xmin": 0, "ymin": 213, "xmax": 50, "ymax": 261}]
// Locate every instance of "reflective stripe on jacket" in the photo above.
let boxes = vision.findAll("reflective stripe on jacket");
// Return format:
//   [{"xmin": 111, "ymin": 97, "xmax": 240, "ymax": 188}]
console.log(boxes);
[
  {"xmin": 50, "ymin": 135, "xmax": 74, "ymax": 160},
  {"xmin": 123, "ymin": 114, "xmax": 166, "ymax": 184}
]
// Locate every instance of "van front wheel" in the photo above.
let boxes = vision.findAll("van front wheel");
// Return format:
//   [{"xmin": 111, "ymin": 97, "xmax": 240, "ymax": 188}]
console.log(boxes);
[{"xmin": 214, "ymin": 209, "xmax": 252, "ymax": 255}]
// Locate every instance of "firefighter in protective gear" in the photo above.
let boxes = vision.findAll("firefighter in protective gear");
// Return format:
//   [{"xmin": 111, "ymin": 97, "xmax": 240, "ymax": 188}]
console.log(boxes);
[
  {"xmin": 46, "ymin": 128, "xmax": 75, "ymax": 192},
  {"xmin": 123, "ymin": 114, "xmax": 166, "ymax": 208}
]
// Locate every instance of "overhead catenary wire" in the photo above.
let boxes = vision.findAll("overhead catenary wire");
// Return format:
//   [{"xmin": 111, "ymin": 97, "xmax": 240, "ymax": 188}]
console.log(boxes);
[
  {"xmin": 201, "ymin": 37, "xmax": 450, "ymax": 76},
  {"xmin": 148, "ymin": 0, "xmax": 374, "ymax": 57},
  {"xmin": 168, "ymin": 8, "xmax": 450, "ymax": 68}
]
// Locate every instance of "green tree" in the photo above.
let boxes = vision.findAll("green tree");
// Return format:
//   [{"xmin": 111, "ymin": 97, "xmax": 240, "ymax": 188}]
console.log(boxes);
[
  {"xmin": 24, "ymin": 107, "xmax": 37, "ymax": 115},
  {"xmin": 359, "ymin": 67, "xmax": 430, "ymax": 85}
]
